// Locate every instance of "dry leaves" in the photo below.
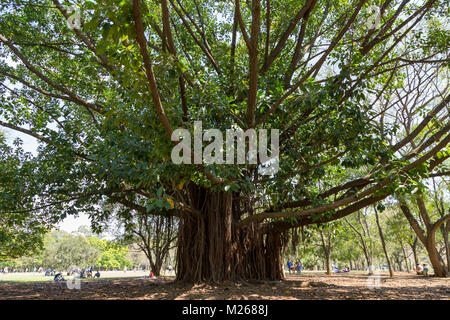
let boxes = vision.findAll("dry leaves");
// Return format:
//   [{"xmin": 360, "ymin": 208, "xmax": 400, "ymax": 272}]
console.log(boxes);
[{"xmin": 0, "ymin": 273, "xmax": 448, "ymax": 300}]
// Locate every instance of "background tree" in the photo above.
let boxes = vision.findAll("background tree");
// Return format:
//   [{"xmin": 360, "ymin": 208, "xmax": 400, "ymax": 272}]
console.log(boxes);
[
  {"xmin": 318, "ymin": 223, "xmax": 338, "ymax": 275},
  {"xmin": 100, "ymin": 202, "xmax": 177, "ymax": 275},
  {"xmin": 88, "ymin": 236, "xmax": 133, "ymax": 270},
  {"xmin": 41, "ymin": 231, "xmax": 100, "ymax": 271},
  {"xmin": 377, "ymin": 57, "xmax": 449, "ymax": 276},
  {"xmin": 399, "ymin": 195, "xmax": 449, "ymax": 276},
  {"xmin": 374, "ymin": 204, "xmax": 394, "ymax": 277},
  {"xmin": 344, "ymin": 209, "xmax": 380, "ymax": 274},
  {"xmin": 430, "ymin": 178, "xmax": 450, "ymax": 273}
]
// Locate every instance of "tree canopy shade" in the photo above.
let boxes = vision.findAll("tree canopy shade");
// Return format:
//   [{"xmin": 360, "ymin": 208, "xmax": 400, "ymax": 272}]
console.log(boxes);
[{"xmin": 0, "ymin": 0, "xmax": 448, "ymax": 281}]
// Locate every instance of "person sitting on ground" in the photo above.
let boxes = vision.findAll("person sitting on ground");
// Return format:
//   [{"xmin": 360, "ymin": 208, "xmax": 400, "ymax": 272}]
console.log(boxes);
[
  {"xmin": 149, "ymin": 271, "xmax": 157, "ymax": 279},
  {"xmin": 54, "ymin": 272, "xmax": 65, "ymax": 281},
  {"xmin": 94, "ymin": 270, "xmax": 101, "ymax": 278},
  {"xmin": 416, "ymin": 263, "xmax": 424, "ymax": 275}
]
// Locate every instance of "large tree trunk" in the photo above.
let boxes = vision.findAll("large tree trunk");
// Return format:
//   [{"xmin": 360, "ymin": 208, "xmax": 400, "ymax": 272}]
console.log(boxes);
[
  {"xmin": 176, "ymin": 186, "xmax": 283, "ymax": 282},
  {"xmin": 425, "ymin": 234, "xmax": 448, "ymax": 277},
  {"xmin": 400, "ymin": 203, "xmax": 449, "ymax": 277}
]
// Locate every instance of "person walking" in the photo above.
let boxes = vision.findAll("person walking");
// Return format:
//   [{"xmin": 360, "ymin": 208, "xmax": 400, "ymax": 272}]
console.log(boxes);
[
  {"xmin": 296, "ymin": 260, "xmax": 303, "ymax": 274},
  {"xmin": 287, "ymin": 260, "xmax": 293, "ymax": 274}
]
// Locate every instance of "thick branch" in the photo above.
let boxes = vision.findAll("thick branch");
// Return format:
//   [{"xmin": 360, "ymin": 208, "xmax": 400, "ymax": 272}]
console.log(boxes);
[{"xmin": 132, "ymin": 0, "xmax": 173, "ymax": 137}]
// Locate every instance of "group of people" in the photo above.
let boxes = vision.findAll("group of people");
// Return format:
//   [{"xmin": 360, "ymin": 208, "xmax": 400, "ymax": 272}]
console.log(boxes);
[
  {"xmin": 83, "ymin": 266, "xmax": 100, "ymax": 278},
  {"xmin": 45, "ymin": 269, "xmax": 56, "ymax": 276},
  {"xmin": 52, "ymin": 267, "xmax": 100, "ymax": 281},
  {"xmin": 53, "ymin": 272, "xmax": 65, "ymax": 281},
  {"xmin": 334, "ymin": 266, "xmax": 350, "ymax": 273},
  {"xmin": 1, "ymin": 267, "xmax": 48, "ymax": 274},
  {"xmin": 286, "ymin": 259, "xmax": 303, "ymax": 274}
]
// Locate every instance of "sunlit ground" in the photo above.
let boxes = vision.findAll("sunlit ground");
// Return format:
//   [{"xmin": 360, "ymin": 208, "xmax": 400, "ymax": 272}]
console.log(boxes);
[{"xmin": 0, "ymin": 270, "xmax": 175, "ymax": 283}]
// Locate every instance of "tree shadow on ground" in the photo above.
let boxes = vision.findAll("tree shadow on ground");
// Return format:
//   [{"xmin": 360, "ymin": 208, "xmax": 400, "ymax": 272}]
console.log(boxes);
[{"xmin": 0, "ymin": 273, "xmax": 448, "ymax": 300}]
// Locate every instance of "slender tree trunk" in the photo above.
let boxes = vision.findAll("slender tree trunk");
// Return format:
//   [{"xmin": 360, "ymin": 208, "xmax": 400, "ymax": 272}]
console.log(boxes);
[
  {"xmin": 345, "ymin": 216, "xmax": 373, "ymax": 274},
  {"xmin": 325, "ymin": 251, "xmax": 331, "ymax": 275},
  {"xmin": 368, "ymin": 255, "xmax": 374, "ymax": 275},
  {"xmin": 395, "ymin": 256, "xmax": 402, "ymax": 272},
  {"xmin": 142, "ymin": 246, "xmax": 165, "ymax": 276},
  {"xmin": 152, "ymin": 260, "xmax": 163, "ymax": 277},
  {"xmin": 320, "ymin": 230, "xmax": 332, "ymax": 275},
  {"xmin": 142, "ymin": 251, "xmax": 161, "ymax": 276},
  {"xmin": 441, "ymin": 223, "xmax": 450, "ymax": 273},
  {"xmin": 410, "ymin": 237, "xmax": 419, "ymax": 267},
  {"xmin": 374, "ymin": 207, "xmax": 394, "ymax": 277},
  {"xmin": 361, "ymin": 248, "xmax": 373, "ymax": 275},
  {"xmin": 401, "ymin": 244, "xmax": 410, "ymax": 273},
  {"xmin": 176, "ymin": 185, "xmax": 283, "ymax": 282}
]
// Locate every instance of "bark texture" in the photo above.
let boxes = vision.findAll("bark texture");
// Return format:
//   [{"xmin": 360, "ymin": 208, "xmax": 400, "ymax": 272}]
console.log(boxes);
[{"xmin": 176, "ymin": 185, "xmax": 283, "ymax": 282}]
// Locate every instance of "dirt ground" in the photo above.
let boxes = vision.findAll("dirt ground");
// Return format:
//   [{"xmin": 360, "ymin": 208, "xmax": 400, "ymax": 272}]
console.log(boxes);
[{"xmin": 0, "ymin": 272, "xmax": 448, "ymax": 300}]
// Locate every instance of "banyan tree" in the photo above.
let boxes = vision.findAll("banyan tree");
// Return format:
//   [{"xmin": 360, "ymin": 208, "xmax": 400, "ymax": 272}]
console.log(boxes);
[{"xmin": 0, "ymin": 0, "xmax": 448, "ymax": 281}]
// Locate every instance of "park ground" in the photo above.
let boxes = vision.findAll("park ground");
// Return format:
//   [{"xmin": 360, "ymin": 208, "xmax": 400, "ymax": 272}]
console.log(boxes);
[{"xmin": 0, "ymin": 271, "xmax": 448, "ymax": 300}]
